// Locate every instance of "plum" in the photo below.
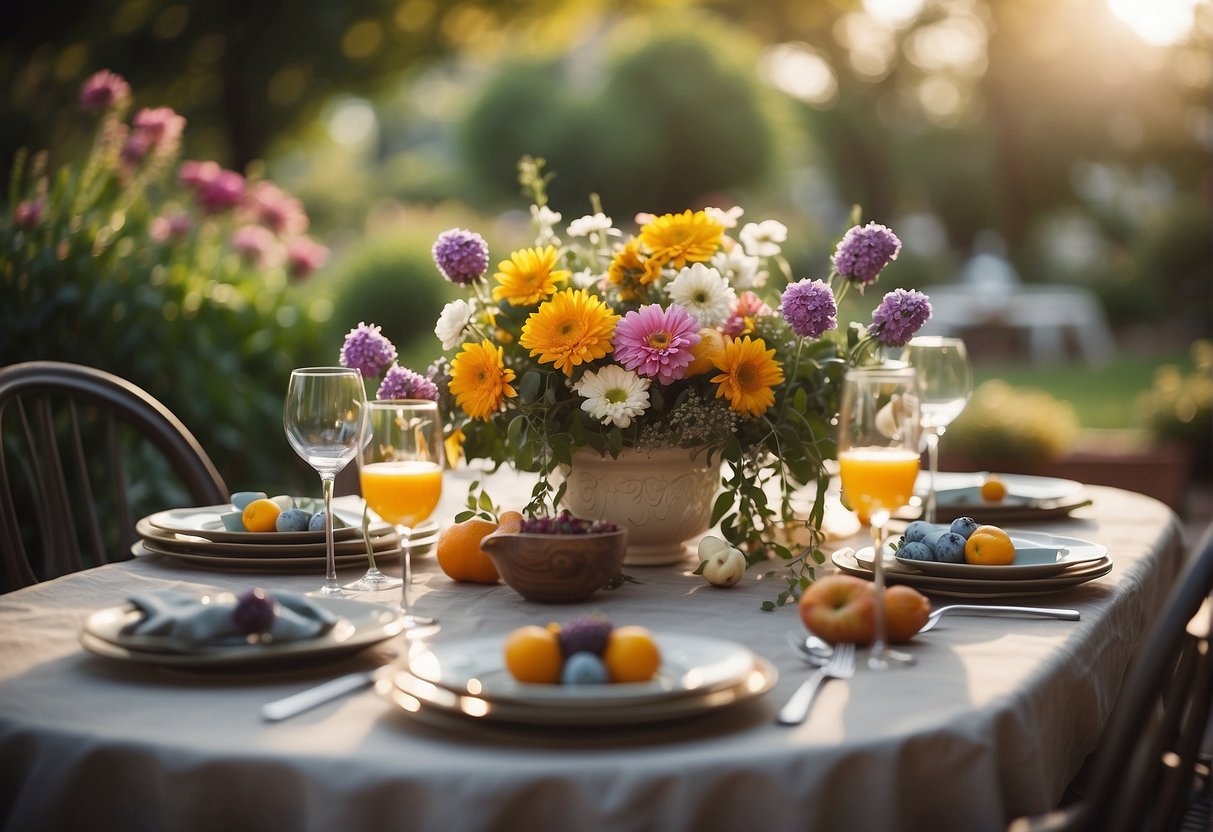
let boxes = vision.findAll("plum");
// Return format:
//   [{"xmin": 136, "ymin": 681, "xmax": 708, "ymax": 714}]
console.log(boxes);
[
  {"xmin": 903, "ymin": 521, "xmax": 933, "ymax": 543},
  {"xmin": 899, "ymin": 541, "xmax": 935, "ymax": 562},
  {"xmin": 275, "ymin": 508, "xmax": 311, "ymax": 532},
  {"xmin": 934, "ymin": 531, "xmax": 967, "ymax": 564},
  {"xmin": 950, "ymin": 516, "xmax": 979, "ymax": 540}
]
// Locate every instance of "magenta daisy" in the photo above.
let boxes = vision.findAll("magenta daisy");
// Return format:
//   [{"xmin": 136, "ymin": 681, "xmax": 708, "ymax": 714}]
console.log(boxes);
[{"xmin": 612, "ymin": 304, "xmax": 701, "ymax": 385}]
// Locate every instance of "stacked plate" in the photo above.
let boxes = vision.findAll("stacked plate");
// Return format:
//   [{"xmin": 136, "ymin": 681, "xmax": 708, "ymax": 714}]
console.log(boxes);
[
  {"xmin": 904, "ymin": 472, "xmax": 1092, "ymax": 523},
  {"xmin": 834, "ymin": 529, "xmax": 1112, "ymax": 598},
  {"xmin": 79, "ymin": 594, "xmax": 405, "ymax": 669},
  {"xmin": 382, "ymin": 633, "xmax": 777, "ymax": 727},
  {"xmin": 133, "ymin": 500, "xmax": 434, "ymax": 572}
]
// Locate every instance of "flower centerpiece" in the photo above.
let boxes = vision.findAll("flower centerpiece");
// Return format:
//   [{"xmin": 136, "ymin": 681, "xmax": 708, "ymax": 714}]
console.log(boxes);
[{"xmin": 361, "ymin": 158, "xmax": 931, "ymax": 606}]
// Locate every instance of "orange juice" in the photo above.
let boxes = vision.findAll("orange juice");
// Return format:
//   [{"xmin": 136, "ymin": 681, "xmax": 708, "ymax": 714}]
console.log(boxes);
[
  {"xmin": 838, "ymin": 448, "xmax": 920, "ymax": 516},
  {"xmin": 360, "ymin": 461, "xmax": 443, "ymax": 527}
]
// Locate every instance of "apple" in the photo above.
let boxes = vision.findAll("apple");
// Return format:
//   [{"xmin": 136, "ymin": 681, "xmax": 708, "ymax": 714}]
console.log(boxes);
[{"xmin": 798, "ymin": 574, "xmax": 877, "ymax": 646}]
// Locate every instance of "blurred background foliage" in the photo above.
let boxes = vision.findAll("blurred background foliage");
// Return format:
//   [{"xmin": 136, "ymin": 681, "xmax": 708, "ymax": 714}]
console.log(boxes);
[{"xmin": 3, "ymin": 0, "xmax": 1210, "ymax": 493}]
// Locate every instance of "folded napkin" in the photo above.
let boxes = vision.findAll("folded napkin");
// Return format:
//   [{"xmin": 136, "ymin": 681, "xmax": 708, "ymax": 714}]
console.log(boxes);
[{"xmin": 121, "ymin": 589, "xmax": 339, "ymax": 646}]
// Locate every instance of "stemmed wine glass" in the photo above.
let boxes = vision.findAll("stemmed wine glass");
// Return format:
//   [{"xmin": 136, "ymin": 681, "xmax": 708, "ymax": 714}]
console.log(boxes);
[
  {"xmin": 360, "ymin": 400, "xmax": 444, "ymax": 628},
  {"xmin": 901, "ymin": 336, "xmax": 973, "ymax": 524},
  {"xmin": 283, "ymin": 367, "xmax": 367, "ymax": 597},
  {"xmin": 837, "ymin": 365, "xmax": 921, "ymax": 670}
]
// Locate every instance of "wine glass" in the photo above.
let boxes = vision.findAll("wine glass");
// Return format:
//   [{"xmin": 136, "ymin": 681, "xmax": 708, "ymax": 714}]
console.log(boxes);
[
  {"xmin": 837, "ymin": 365, "xmax": 921, "ymax": 670},
  {"xmin": 360, "ymin": 400, "xmax": 444, "ymax": 628},
  {"xmin": 283, "ymin": 367, "xmax": 367, "ymax": 597},
  {"xmin": 901, "ymin": 336, "xmax": 973, "ymax": 523}
]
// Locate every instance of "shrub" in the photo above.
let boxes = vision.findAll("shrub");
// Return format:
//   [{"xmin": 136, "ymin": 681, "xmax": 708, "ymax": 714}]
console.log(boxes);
[
  {"xmin": 946, "ymin": 380, "xmax": 1079, "ymax": 464},
  {"xmin": 1138, "ymin": 340, "xmax": 1213, "ymax": 478}
]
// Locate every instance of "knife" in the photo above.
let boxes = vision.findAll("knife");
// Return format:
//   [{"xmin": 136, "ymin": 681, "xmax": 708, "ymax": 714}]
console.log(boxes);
[{"xmin": 261, "ymin": 670, "xmax": 377, "ymax": 722}]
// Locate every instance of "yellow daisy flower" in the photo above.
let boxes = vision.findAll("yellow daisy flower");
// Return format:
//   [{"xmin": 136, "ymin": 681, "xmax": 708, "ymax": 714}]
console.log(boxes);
[
  {"xmin": 638, "ymin": 210, "xmax": 725, "ymax": 270},
  {"xmin": 711, "ymin": 336, "xmax": 784, "ymax": 417},
  {"xmin": 492, "ymin": 246, "xmax": 570, "ymax": 307},
  {"xmin": 520, "ymin": 288, "xmax": 620, "ymax": 376},
  {"xmin": 449, "ymin": 339, "xmax": 517, "ymax": 420}
]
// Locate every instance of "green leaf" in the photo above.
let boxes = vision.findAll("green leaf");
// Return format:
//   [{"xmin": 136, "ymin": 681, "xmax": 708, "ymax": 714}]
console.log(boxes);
[
  {"xmin": 519, "ymin": 371, "xmax": 542, "ymax": 401},
  {"xmin": 477, "ymin": 491, "xmax": 496, "ymax": 513},
  {"xmin": 761, "ymin": 601, "xmax": 775, "ymax": 612},
  {"xmin": 710, "ymin": 491, "xmax": 734, "ymax": 525},
  {"xmin": 453, "ymin": 510, "xmax": 476, "ymax": 523},
  {"xmin": 507, "ymin": 415, "xmax": 527, "ymax": 448},
  {"xmin": 691, "ymin": 560, "xmax": 707, "ymax": 575}
]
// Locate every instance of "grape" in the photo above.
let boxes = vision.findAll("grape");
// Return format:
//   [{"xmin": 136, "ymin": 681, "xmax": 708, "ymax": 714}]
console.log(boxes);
[{"xmin": 518, "ymin": 511, "xmax": 618, "ymax": 535}]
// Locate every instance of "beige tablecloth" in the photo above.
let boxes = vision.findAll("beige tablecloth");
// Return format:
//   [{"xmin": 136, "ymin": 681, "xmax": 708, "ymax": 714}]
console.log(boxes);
[{"xmin": 0, "ymin": 483, "xmax": 1186, "ymax": 832}]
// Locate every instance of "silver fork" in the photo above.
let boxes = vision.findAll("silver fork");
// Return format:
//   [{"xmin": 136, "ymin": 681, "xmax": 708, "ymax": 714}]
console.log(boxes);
[
  {"xmin": 776, "ymin": 641, "xmax": 856, "ymax": 726},
  {"xmin": 917, "ymin": 604, "xmax": 1080, "ymax": 633}
]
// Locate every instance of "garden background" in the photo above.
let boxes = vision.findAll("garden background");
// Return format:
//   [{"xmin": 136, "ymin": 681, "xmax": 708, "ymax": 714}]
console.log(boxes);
[{"xmin": 2, "ymin": 0, "xmax": 1209, "ymax": 513}]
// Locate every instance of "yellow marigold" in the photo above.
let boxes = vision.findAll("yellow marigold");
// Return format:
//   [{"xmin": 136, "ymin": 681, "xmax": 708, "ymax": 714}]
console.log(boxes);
[
  {"xmin": 449, "ymin": 339, "xmax": 517, "ymax": 420},
  {"xmin": 711, "ymin": 336, "xmax": 784, "ymax": 417},
  {"xmin": 520, "ymin": 288, "xmax": 620, "ymax": 376},
  {"xmin": 638, "ymin": 210, "xmax": 724, "ymax": 270},
  {"xmin": 492, "ymin": 246, "xmax": 570, "ymax": 307}
]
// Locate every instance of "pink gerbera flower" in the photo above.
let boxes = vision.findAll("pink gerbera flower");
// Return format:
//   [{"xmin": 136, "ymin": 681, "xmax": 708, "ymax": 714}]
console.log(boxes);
[{"xmin": 612, "ymin": 303, "xmax": 701, "ymax": 385}]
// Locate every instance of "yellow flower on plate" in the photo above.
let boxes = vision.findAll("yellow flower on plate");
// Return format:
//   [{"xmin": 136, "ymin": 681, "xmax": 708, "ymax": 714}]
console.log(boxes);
[
  {"xmin": 520, "ymin": 288, "xmax": 620, "ymax": 377},
  {"xmin": 449, "ymin": 339, "xmax": 517, "ymax": 420},
  {"xmin": 638, "ymin": 210, "xmax": 724, "ymax": 271},
  {"xmin": 492, "ymin": 246, "xmax": 570, "ymax": 307},
  {"xmin": 711, "ymin": 336, "xmax": 784, "ymax": 417}
]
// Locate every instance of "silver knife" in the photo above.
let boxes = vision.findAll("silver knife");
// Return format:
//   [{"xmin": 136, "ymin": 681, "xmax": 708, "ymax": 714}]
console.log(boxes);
[{"xmin": 261, "ymin": 670, "xmax": 377, "ymax": 722}]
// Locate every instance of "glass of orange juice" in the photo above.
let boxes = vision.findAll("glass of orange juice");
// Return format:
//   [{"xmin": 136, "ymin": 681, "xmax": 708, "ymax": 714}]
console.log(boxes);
[
  {"xmin": 359, "ymin": 400, "xmax": 444, "ymax": 627},
  {"xmin": 837, "ymin": 365, "xmax": 921, "ymax": 670}
]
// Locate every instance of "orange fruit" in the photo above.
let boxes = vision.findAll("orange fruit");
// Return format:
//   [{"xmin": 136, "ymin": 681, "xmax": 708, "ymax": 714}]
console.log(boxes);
[
  {"xmin": 965, "ymin": 524, "xmax": 1015, "ymax": 565},
  {"xmin": 685, "ymin": 328, "xmax": 727, "ymax": 376},
  {"xmin": 884, "ymin": 585, "xmax": 931, "ymax": 642},
  {"xmin": 981, "ymin": 475, "xmax": 1008, "ymax": 502},
  {"xmin": 503, "ymin": 625, "xmax": 563, "ymax": 684},
  {"xmin": 241, "ymin": 498, "xmax": 282, "ymax": 532},
  {"xmin": 436, "ymin": 517, "xmax": 500, "ymax": 584},
  {"xmin": 602, "ymin": 625, "xmax": 661, "ymax": 683}
]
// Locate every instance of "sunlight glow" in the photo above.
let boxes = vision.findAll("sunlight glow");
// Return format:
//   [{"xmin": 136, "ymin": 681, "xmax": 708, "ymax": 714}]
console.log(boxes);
[
  {"xmin": 760, "ymin": 43, "xmax": 838, "ymax": 106},
  {"xmin": 863, "ymin": 0, "xmax": 925, "ymax": 26},
  {"xmin": 327, "ymin": 97, "xmax": 378, "ymax": 148},
  {"xmin": 1108, "ymin": 0, "xmax": 1202, "ymax": 46}
]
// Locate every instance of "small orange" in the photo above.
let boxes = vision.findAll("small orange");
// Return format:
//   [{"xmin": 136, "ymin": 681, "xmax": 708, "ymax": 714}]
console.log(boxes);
[
  {"xmin": 965, "ymin": 524, "xmax": 1015, "ymax": 565},
  {"xmin": 981, "ymin": 475, "xmax": 1008, "ymax": 502},
  {"xmin": 503, "ymin": 625, "xmax": 563, "ymax": 684},
  {"xmin": 602, "ymin": 625, "xmax": 661, "ymax": 683},
  {"xmin": 241, "ymin": 498, "xmax": 282, "ymax": 532},
  {"xmin": 436, "ymin": 518, "xmax": 500, "ymax": 584}
]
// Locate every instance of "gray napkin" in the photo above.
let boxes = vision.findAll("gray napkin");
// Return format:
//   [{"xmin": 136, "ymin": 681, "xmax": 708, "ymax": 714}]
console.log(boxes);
[{"xmin": 121, "ymin": 589, "xmax": 339, "ymax": 646}]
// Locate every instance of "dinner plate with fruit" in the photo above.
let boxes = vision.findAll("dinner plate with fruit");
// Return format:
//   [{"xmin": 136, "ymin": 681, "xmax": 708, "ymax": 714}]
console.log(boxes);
[{"xmin": 858, "ymin": 518, "xmax": 1108, "ymax": 579}]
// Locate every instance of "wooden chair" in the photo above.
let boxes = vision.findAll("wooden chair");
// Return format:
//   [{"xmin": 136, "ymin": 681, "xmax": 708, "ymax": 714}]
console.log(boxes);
[
  {"xmin": 0, "ymin": 361, "xmax": 228, "ymax": 592},
  {"xmin": 1010, "ymin": 523, "xmax": 1213, "ymax": 832}
]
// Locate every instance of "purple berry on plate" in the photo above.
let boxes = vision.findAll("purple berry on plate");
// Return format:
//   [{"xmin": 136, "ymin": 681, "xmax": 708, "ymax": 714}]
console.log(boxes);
[
  {"xmin": 233, "ymin": 587, "xmax": 276, "ymax": 634},
  {"xmin": 275, "ymin": 508, "xmax": 311, "ymax": 532},
  {"xmin": 557, "ymin": 615, "xmax": 613, "ymax": 657},
  {"xmin": 950, "ymin": 516, "xmax": 979, "ymax": 540},
  {"xmin": 934, "ymin": 532, "xmax": 967, "ymax": 564},
  {"xmin": 903, "ymin": 521, "xmax": 932, "ymax": 543},
  {"xmin": 899, "ymin": 541, "xmax": 935, "ymax": 561}
]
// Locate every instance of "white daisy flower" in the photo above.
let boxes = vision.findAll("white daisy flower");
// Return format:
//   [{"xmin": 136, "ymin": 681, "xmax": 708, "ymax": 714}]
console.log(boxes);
[
  {"xmin": 712, "ymin": 246, "xmax": 766, "ymax": 291},
  {"xmin": 571, "ymin": 269, "xmax": 604, "ymax": 290},
  {"xmin": 531, "ymin": 204, "xmax": 562, "ymax": 245},
  {"xmin": 739, "ymin": 220, "xmax": 788, "ymax": 257},
  {"xmin": 434, "ymin": 298, "xmax": 473, "ymax": 350},
  {"xmin": 567, "ymin": 213, "xmax": 614, "ymax": 237},
  {"xmin": 705, "ymin": 205, "xmax": 744, "ymax": 229},
  {"xmin": 665, "ymin": 263, "xmax": 737, "ymax": 327},
  {"xmin": 573, "ymin": 365, "xmax": 651, "ymax": 429}
]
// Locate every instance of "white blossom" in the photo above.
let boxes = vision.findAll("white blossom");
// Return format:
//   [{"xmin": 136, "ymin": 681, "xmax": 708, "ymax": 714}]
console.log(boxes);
[
  {"xmin": 739, "ymin": 220, "xmax": 788, "ymax": 257},
  {"xmin": 665, "ymin": 263, "xmax": 737, "ymax": 328},
  {"xmin": 705, "ymin": 205, "xmax": 744, "ymax": 229},
  {"xmin": 531, "ymin": 204, "xmax": 562, "ymax": 245},
  {"xmin": 712, "ymin": 246, "xmax": 766, "ymax": 291},
  {"xmin": 573, "ymin": 364, "xmax": 651, "ymax": 428},
  {"xmin": 434, "ymin": 298, "xmax": 473, "ymax": 350},
  {"xmin": 567, "ymin": 213, "xmax": 614, "ymax": 237}
]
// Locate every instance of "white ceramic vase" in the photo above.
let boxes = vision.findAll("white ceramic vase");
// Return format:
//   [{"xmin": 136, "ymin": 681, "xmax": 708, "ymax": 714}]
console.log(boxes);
[{"xmin": 560, "ymin": 447, "xmax": 722, "ymax": 566}]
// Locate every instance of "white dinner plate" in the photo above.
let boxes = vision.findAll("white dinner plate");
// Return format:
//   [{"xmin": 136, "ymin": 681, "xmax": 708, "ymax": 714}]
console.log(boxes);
[
  {"xmin": 135, "ymin": 517, "xmax": 409, "ymax": 558},
  {"xmin": 131, "ymin": 539, "xmax": 406, "ymax": 570},
  {"xmin": 923, "ymin": 472, "xmax": 1084, "ymax": 505},
  {"xmin": 878, "ymin": 529, "xmax": 1108, "ymax": 579},
  {"xmin": 381, "ymin": 657, "xmax": 777, "ymax": 727},
  {"xmin": 144, "ymin": 502, "xmax": 402, "ymax": 544},
  {"xmin": 405, "ymin": 633, "xmax": 757, "ymax": 708},
  {"xmin": 80, "ymin": 595, "xmax": 405, "ymax": 668},
  {"xmin": 833, "ymin": 548, "xmax": 1113, "ymax": 598}
]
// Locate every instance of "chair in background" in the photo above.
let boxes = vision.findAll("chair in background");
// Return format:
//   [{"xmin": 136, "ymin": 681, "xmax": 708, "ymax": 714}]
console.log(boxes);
[
  {"xmin": 1010, "ymin": 523, "xmax": 1213, "ymax": 832},
  {"xmin": 0, "ymin": 361, "xmax": 228, "ymax": 592}
]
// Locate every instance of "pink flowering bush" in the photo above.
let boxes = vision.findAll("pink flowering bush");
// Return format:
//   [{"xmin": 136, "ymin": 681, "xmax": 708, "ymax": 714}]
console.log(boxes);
[{"xmin": 0, "ymin": 70, "xmax": 332, "ymax": 492}]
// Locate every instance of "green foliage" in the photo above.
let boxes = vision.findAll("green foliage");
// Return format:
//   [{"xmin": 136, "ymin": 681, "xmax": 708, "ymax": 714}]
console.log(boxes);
[
  {"xmin": 946, "ymin": 380, "xmax": 1079, "ymax": 464},
  {"xmin": 1137, "ymin": 340, "xmax": 1213, "ymax": 477}
]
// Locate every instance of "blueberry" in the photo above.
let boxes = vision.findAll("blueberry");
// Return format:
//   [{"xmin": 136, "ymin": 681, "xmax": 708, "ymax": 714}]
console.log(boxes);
[
  {"xmin": 561, "ymin": 652, "xmax": 609, "ymax": 685},
  {"xmin": 275, "ymin": 508, "xmax": 311, "ymax": 532},
  {"xmin": 308, "ymin": 512, "xmax": 326, "ymax": 532},
  {"xmin": 934, "ymin": 532, "xmax": 968, "ymax": 564},
  {"xmin": 903, "ymin": 521, "xmax": 933, "ymax": 543},
  {"xmin": 899, "ymin": 541, "xmax": 935, "ymax": 561},
  {"xmin": 950, "ymin": 516, "xmax": 979, "ymax": 540}
]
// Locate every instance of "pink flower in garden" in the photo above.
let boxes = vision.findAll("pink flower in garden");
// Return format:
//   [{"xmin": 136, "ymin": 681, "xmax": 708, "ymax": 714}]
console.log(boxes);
[
  {"xmin": 14, "ymin": 199, "xmax": 43, "ymax": 230},
  {"xmin": 723, "ymin": 291, "xmax": 771, "ymax": 338},
  {"xmin": 150, "ymin": 213, "xmax": 192, "ymax": 243},
  {"xmin": 79, "ymin": 70, "xmax": 130, "ymax": 114},
  {"xmin": 178, "ymin": 160, "xmax": 220, "ymax": 188},
  {"xmin": 613, "ymin": 303, "xmax": 701, "ymax": 385},
  {"xmin": 286, "ymin": 236, "xmax": 329, "ymax": 279},
  {"xmin": 244, "ymin": 181, "xmax": 308, "ymax": 236},
  {"xmin": 197, "ymin": 170, "xmax": 246, "ymax": 214},
  {"xmin": 230, "ymin": 225, "xmax": 281, "ymax": 268},
  {"xmin": 120, "ymin": 107, "xmax": 186, "ymax": 166}
]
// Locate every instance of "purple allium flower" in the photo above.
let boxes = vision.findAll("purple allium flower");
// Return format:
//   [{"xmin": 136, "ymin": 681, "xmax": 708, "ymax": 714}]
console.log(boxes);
[
  {"xmin": 870, "ymin": 289, "xmax": 932, "ymax": 347},
  {"xmin": 79, "ymin": 70, "xmax": 131, "ymax": 114},
  {"xmin": 340, "ymin": 322, "xmax": 398, "ymax": 378},
  {"xmin": 286, "ymin": 236, "xmax": 329, "ymax": 279},
  {"xmin": 244, "ymin": 180, "xmax": 308, "ymax": 236},
  {"xmin": 613, "ymin": 303, "xmax": 701, "ymax": 385},
  {"xmin": 377, "ymin": 364, "xmax": 440, "ymax": 401},
  {"xmin": 432, "ymin": 228, "xmax": 489, "ymax": 285},
  {"xmin": 780, "ymin": 278, "xmax": 838, "ymax": 339},
  {"xmin": 832, "ymin": 222, "xmax": 902, "ymax": 285},
  {"xmin": 14, "ymin": 199, "xmax": 43, "ymax": 230},
  {"xmin": 149, "ymin": 212, "xmax": 192, "ymax": 243},
  {"xmin": 723, "ymin": 290, "xmax": 771, "ymax": 338},
  {"xmin": 232, "ymin": 587, "xmax": 276, "ymax": 634},
  {"xmin": 196, "ymin": 169, "xmax": 245, "ymax": 214}
]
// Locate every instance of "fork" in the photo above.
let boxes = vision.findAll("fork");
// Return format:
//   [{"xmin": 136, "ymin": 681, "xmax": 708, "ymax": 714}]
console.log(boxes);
[
  {"xmin": 917, "ymin": 604, "xmax": 1080, "ymax": 633},
  {"xmin": 776, "ymin": 641, "xmax": 856, "ymax": 726}
]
